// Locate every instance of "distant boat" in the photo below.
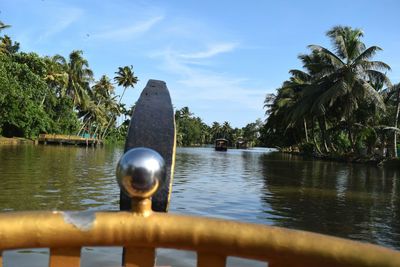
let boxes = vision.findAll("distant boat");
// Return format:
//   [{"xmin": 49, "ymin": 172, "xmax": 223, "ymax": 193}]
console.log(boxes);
[
  {"xmin": 215, "ymin": 138, "xmax": 228, "ymax": 151},
  {"xmin": 236, "ymin": 137, "xmax": 248, "ymax": 149}
]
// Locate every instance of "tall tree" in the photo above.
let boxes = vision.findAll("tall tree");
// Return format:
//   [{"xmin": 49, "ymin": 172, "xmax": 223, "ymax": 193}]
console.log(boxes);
[
  {"xmin": 308, "ymin": 26, "xmax": 391, "ymax": 150},
  {"xmin": 114, "ymin": 65, "xmax": 138, "ymax": 104},
  {"xmin": 65, "ymin": 50, "xmax": 94, "ymax": 109}
]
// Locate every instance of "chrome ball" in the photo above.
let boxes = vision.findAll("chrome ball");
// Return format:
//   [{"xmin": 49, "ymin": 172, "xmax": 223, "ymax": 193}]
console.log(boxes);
[{"xmin": 116, "ymin": 147, "xmax": 166, "ymax": 198}]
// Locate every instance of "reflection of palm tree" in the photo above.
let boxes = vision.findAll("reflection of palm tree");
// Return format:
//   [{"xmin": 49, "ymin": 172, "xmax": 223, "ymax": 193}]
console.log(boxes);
[{"xmin": 258, "ymin": 153, "xmax": 393, "ymax": 242}]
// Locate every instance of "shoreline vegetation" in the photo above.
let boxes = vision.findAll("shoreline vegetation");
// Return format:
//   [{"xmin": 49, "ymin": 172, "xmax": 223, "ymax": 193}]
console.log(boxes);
[{"xmin": 261, "ymin": 26, "xmax": 400, "ymax": 166}]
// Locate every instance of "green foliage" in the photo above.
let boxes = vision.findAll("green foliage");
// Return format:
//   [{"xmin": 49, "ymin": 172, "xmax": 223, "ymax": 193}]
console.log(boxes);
[
  {"xmin": 299, "ymin": 142, "xmax": 315, "ymax": 156},
  {"xmin": 262, "ymin": 25, "xmax": 396, "ymax": 157},
  {"xmin": 0, "ymin": 53, "xmax": 53, "ymax": 138},
  {"xmin": 0, "ymin": 22, "xmax": 133, "ymax": 141},
  {"xmin": 175, "ymin": 107, "xmax": 209, "ymax": 146}
]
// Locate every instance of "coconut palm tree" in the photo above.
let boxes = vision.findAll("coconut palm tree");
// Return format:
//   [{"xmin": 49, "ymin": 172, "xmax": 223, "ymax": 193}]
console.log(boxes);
[
  {"xmin": 65, "ymin": 50, "xmax": 94, "ymax": 110},
  {"xmin": 44, "ymin": 55, "xmax": 68, "ymax": 97},
  {"xmin": 307, "ymin": 26, "xmax": 391, "ymax": 150},
  {"xmin": 93, "ymin": 75, "xmax": 114, "ymax": 101},
  {"xmin": 0, "ymin": 21, "xmax": 10, "ymax": 32},
  {"xmin": 114, "ymin": 65, "xmax": 138, "ymax": 104}
]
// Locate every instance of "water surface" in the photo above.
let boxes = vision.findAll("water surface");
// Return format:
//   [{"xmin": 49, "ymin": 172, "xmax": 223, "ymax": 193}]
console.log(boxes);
[{"xmin": 0, "ymin": 145, "xmax": 399, "ymax": 266}]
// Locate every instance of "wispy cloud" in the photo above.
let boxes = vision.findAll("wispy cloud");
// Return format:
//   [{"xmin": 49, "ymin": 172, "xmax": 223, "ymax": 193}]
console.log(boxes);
[
  {"xmin": 92, "ymin": 15, "xmax": 164, "ymax": 40},
  {"xmin": 39, "ymin": 7, "xmax": 84, "ymax": 40},
  {"xmin": 153, "ymin": 45, "xmax": 266, "ymax": 118},
  {"xmin": 179, "ymin": 42, "xmax": 239, "ymax": 59}
]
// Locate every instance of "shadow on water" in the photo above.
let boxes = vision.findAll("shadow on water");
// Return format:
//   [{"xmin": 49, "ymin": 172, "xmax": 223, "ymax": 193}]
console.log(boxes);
[{"xmin": 259, "ymin": 152, "xmax": 400, "ymax": 249}]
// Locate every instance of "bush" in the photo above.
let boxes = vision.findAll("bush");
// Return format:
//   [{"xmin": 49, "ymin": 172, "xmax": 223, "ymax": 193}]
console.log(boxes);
[{"xmin": 299, "ymin": 142, "xmax": 315, "ymax": 156}]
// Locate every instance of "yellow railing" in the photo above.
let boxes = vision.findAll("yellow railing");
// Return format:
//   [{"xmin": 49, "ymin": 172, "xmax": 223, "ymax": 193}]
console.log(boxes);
[
  {"xmin": 0, "ymin": 147, "xmax": 399, "ymax": 267},
  {"xmin": 0, "ymin": 209, "xmax": 400, "ymax": 267}
]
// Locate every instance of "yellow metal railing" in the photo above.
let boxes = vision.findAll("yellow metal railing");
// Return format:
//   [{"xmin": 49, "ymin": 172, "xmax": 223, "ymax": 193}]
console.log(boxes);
[
  {"xmin": 1, "ymin": 208, "xmax": 400, "ymax": 266},
  {"xmin": 0, "ymin": 147, "xmax": 399, "ymax": 267}
]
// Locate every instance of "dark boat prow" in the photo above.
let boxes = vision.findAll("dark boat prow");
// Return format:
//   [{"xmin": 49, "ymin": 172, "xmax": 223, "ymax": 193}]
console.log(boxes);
[{"xmin": 120, "ymin": 79, "xmax": 176, "ymax": 212}]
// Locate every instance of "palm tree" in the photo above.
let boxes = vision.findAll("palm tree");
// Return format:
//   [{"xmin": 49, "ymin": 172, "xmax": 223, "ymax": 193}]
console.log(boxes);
[
  {"xmin": 306, "ymin": 26, "xmax": 391, "ymax": 150},
  {"xmin": 114, "ymin": 65, "xmax": 138, "ymax": 104},
  {"xmin": 93, "ymin": 75, "xmax": 114, "ymax": 101},
  {"xmin": 44, "ymin": 55, "xmax": 68, "ymax": 97},
  {"xmin": 387, "ymin": 83, "xmax": 400, "ymax": 157},
  {"xmin": 210, "ymin": 122, "xmax": 222, "ymax": 140},
  {"xmin": 0, "ymin": 21, "xmax": 10, "ymax": 32},
  {"xmin": 65, "ymin": 50, "xmax": 94, "ymax": 110},
  {"xmin": 221, "ymin": 121, "xmax": 233, "ymax": 140}
]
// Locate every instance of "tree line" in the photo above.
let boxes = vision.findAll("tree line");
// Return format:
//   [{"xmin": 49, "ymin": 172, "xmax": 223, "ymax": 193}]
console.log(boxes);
[
  {"xmin": 175, "ymin": 107, "xmax": 263, "ymax": 147},
  {"xmin": 0, "ymin": 21, "xmax": 137, "ymax": 141},
  {"xmin": 260, "ymin": 26, "xmax": 400, "ymax": 158}
]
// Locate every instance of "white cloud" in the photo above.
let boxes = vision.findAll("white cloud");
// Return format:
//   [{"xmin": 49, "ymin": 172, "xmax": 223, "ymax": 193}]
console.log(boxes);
[
  {"xmin": 91, "ymin": 15, "xmax": 164, "ymax": 40},
  {"xmin": 39, "ymin": 7, "xmax": 84, "ymax": 40},
  {"xmin": 179, "ymin": 43, "xmax": 239, "ymax": 59},
  {"xmin": 154, "ymin": 45, "xmax": 266, "ymax": 113}
]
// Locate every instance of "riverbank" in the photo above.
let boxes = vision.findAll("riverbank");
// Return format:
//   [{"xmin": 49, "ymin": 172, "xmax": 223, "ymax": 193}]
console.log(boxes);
[
  {"xmin": 282, "ymin": 150, "xmax": 400, "ymax": 167},
  {"xmin": 0, "ymin": 136, "xmax": 35, "ymax": 145}
]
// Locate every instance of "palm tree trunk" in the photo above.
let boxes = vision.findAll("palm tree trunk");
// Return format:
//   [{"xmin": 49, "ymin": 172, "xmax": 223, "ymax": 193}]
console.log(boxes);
[
  {"xmin": 101, "ymin": 87, "xmax": 126, "ymax": 140},
  {"xmin": 40, "ymin": 93, "xmax": 47, "ymax": 107},
  {"xmin": 303, "ymin": 118, "xmax": 309, "ymax": 143},
  {"xmin": 318, "ymin": 117, "xmax": 329, "ymax": 153},
  {"xmin": 118, "ymin": 87, "xmax": 127, "ymax": 105},
  {"xmin": 101, "ymin": 116, "xmax": 116, "ymax": 140},
  {"xmin": 77, "ymin": 116, "xmax": 91, "ymax": 136},
  {"xmin": 347, "ymin": 121, "xmax": 355, "ymax": 153},
  {"xmin": 394, "ymin": 89, "xmax": 400, "ymax": 157},
  {"xmin": 311, "ymin": 118, "xmax": 321, "ymax": 153}
]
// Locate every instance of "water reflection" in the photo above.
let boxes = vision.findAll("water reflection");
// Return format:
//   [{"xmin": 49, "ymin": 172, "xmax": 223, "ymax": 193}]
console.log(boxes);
[
  {"xmin": 260, "ymin": 152, "xmax": 400, "ymax": 249},
  {"xmin": 0, "ymin": 145, "xmax": 121, "ymax": 211}
]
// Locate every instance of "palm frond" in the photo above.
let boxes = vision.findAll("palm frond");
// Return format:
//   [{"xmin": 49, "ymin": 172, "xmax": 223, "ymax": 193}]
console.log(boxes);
[
  {"xmin": 288, "ymin": 69, "xmax": 312, "ymax": 82},
  {"xmin": 366, "ymin": 69, "xmax": 392, "ymax": 88},
  {"xmin": 358, "ymin": 60, "xmax": 391, "ymax": 72},
  {"xmin": 358, "ymin": 80, "xmax": 386, "ymax": 111},
  {"xmin": 308, "ymin": 45, "xmax": 345, "ymax": 68},
  {"xmin": 353, "ymin": 46, "xmax": 382, "ymax": 65}
]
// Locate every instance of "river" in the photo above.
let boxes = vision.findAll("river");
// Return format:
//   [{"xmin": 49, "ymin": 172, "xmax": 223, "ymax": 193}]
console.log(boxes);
[{"xmin": 0, "ymin": 145, "xmax": 399, "ymax": 266}]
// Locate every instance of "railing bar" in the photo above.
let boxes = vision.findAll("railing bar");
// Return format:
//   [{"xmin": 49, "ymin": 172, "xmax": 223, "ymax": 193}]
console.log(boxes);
[
  {"xmin": 49, "ymin": 247, "xmax": 81, "ymax": 267},
  {"xmin": 197, "ymin": 252, "xmax": 226, "ymax": 267},
  {"xmin": 124, "ymin": 246, "xmax": 155, "ymax": 267},
  {"xmin": 0, "ymin": 251, "xmax": 2, "ymax": 267}
]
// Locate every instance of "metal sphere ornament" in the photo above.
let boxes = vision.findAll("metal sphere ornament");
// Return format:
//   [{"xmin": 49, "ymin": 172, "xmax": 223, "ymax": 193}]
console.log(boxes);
[{"xmin": 116, "ymin": 147, "xmax": 166, "ymax": 198}]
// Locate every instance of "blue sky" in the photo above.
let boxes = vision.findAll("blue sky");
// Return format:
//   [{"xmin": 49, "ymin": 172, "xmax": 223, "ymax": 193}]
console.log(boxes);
[{"xmin": 2, "ymin": 0, "xmax": 400, "ymax": 128}]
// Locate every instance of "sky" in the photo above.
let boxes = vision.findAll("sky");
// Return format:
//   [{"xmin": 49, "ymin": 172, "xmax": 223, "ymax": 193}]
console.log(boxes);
[{"xmin": 2, "ymin": 0, "xmax": 400, "ymax": 128}]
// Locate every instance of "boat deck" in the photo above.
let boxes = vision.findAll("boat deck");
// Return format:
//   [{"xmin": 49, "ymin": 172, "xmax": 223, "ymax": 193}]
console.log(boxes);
[{"xmin": 38, "ymin": 134, "xmax": 102, "ymax": 146}]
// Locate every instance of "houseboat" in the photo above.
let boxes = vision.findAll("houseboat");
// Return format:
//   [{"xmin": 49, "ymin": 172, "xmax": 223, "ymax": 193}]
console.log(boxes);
[{"xmin": 215, "ymin": 138, "xmax": 228, "ymax": 151}]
